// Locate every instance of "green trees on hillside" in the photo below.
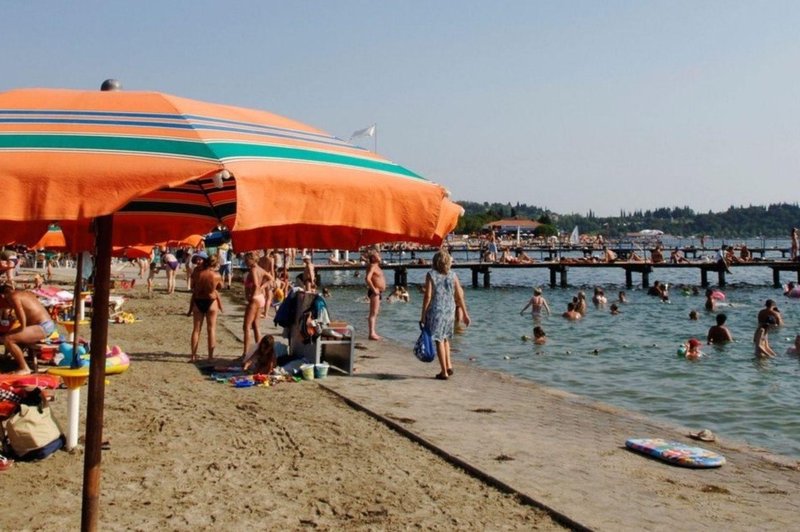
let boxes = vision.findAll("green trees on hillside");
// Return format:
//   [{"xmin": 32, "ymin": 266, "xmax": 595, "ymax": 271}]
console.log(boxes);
[{"xmin": 454, "ymin": 202, "xmax": 800, "ymax": 238}]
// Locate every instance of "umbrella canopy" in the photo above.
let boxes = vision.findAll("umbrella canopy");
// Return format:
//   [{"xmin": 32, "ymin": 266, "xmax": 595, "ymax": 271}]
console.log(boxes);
[
  {"xmin": 162, "ymin": 234, "xmax": 204, "ymax": 249},
  {"xmin": 0, "ymin": 85, "xmax": 462, "ymax": 531},
  {"xmin": 30, "ymin": 227, "xmax": 67, "ymax": 250},
  {"xmin": 0, "ymin": 88, "xmax": 460, "ymax": 249},
  {"xmin": 111, "ymin": 245, "xmax": 153, "ymax": 260}
]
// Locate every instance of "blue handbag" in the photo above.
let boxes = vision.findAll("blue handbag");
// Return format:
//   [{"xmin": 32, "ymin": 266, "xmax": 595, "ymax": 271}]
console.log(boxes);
[{"xmin": 414, "ymin": 322, "xmax": 436, "ymax": 363}]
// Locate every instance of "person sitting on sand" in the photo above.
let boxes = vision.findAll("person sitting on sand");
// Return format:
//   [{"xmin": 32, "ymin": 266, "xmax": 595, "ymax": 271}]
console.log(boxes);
[
  {"xmin": 684, "ymin": 338, "xmax": 703, "ymax": 360},
  {"xmin": 0, "ymin": 283, "xmax": 54, "ymax": 375},
  {"xmin": 520, "ymin": 287, "xmax": 551, "ymax": 319},
  {"xmin": 753, "ymin": 323, "xmax": 777, "ymax": 358},
  {"xmin": 533, "ymin": 326, "xmax": 546, "ymax": 344},
  {"xmin": 243, "ymin": 334, "xmax": 277, "ymax": 375},
  {"xmin": 707, "ymin": 313, "xmax": 733, "ymax": 344},
  {"xmin": 562, "ymin": 302, "xmax": 582, "ymax": 321}
]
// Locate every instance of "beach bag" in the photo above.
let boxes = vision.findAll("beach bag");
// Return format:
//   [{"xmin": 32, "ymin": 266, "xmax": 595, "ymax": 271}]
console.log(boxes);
[
  {"xmin": 414, "ymin": 323, "xmax": 436, "ymax": 363},
  {"xmin": 0, "ymin": 384, "xmax": 23, "ymax": 420},
  {"xmin": 4, "ymin": 402, "xmax": 64, "ymax": 461}
]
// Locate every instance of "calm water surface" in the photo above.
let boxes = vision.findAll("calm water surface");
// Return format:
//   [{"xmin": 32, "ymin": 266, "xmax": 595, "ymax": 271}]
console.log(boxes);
[{"xmin": 313, "ymin": 241, "xmax": 800, "ymax": 458}]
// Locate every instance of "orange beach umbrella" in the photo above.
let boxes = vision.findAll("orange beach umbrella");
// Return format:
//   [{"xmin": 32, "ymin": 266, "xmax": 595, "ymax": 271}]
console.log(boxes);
[
  {"xmin": 0, "ymin": 88, "xmax": 460, "ymax": 250},
  {"xmin": 0, "ymin": 84, "xmax": 461, "ymax": 530},
  {"xmin": 30, "ymin": 226, "xmax": 67, "ymax": 250}
]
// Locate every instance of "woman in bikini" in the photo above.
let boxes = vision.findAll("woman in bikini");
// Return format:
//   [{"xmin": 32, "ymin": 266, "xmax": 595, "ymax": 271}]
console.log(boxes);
[
  {"xmin": 161, "ymin": 248, "xmax": 179, "ymax": 294},
  {"xmin": 188, "ymin": 253, "xmax": 223, "ymax": 362},
  {"xmin": 242, "ymin": 252, "xmax": 269, "ymax": 357}
]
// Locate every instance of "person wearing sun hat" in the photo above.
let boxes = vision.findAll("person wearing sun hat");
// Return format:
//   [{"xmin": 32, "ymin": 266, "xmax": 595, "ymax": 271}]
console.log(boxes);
[{"xmin": 684, "ymin": 338, "xmax": 703, "ymax": 360}]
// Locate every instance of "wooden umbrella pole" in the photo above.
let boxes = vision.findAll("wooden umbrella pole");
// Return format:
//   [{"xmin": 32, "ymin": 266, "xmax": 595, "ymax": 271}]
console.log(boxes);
[
  {"xmin": 81, "ymin": 214, "xmax": 113, "ymax": 532},
  {"xmin": 71, "ymin": 252, "xmax": 84, "ymax": 368}
]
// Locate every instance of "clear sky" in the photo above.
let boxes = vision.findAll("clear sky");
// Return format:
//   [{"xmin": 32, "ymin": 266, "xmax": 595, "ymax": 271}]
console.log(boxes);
[{"xmin": 3, "ymin": 1, "xmax": 799, "ymax": 216}]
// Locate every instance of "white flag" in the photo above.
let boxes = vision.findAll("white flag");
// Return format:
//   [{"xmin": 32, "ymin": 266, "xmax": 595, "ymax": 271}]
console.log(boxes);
[{"xmin": 349, "ymin": 124, "xmax": 376, "ymax": 140}]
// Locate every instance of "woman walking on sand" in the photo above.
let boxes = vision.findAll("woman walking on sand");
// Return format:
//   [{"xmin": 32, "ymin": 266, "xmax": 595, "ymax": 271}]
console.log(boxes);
[
  {"xmin": 242, "ymin": 252, "xmax": 269, "ymax": 357},
  {"xmin": 420, "ymin": 249, "xmax": 470, "ymax": 380}
]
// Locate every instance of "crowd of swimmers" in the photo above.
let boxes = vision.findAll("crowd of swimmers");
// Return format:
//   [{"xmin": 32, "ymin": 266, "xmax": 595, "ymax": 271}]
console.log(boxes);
[{"xmin": 517, "ymin": 277, "xmax": 799, "ymax": 362}]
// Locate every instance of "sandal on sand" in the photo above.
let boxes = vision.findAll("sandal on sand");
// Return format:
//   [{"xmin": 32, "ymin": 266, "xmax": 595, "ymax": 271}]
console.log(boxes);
[
  {"xmin": 435, "ymin": 373, "xmax": 448, "ymax": 380},
  {"xmin": 0, "ymin": 456, "xmax": 13, "ymax": 471}
]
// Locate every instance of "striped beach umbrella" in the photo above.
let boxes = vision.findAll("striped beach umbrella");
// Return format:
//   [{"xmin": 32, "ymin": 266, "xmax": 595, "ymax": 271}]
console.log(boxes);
[
  {"xmin": 0, "ymin": 84, "xmax": 462, "ymax": 531},
  {"xmin": 0, "ymin": 87, "xmax": 461, "ymax": 250}
]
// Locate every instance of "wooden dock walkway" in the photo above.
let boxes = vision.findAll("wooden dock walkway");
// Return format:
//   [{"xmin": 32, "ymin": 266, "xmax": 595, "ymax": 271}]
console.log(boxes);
[{"xmin": 304, "ymin": 260, "xmax": 800, "ymax": 289}]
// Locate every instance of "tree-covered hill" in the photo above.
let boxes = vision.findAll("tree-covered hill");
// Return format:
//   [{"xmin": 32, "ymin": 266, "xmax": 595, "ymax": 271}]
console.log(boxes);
[{"xmin": 454, "ymin": 201, "xmax": 800, "ymax": 238}]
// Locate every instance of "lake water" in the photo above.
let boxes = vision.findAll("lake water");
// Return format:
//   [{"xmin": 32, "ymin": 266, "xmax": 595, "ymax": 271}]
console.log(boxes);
[{"xmin": 313, "ymin": 238, "xmax": 800, "ymax": 459}]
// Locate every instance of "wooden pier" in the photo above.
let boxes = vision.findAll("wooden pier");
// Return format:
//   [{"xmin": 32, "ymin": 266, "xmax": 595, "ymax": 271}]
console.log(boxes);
[{"xmin": 303, "ymin": 260, "xmax": 800, "ymax": 289}]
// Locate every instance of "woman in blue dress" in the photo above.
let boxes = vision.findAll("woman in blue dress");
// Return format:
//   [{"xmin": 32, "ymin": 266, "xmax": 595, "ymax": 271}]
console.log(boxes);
[{"xmin": 420, "ymin": 250, "xmax": 471, "ymax": 380}]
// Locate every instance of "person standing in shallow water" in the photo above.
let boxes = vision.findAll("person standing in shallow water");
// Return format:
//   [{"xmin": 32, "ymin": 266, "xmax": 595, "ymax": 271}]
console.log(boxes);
[{"xmin": 420, "ymin": 250, "xmax": 470, "ymax": 380}]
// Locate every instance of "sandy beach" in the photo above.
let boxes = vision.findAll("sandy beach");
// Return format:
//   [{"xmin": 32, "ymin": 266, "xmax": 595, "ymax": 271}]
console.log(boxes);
[
  {"xmin": 3, "ymin": 267, "xmax": 800, "ymax": 530},
  {"xmin": 0, "ymin": 271, "xmax": 560, "ymax": 531}
]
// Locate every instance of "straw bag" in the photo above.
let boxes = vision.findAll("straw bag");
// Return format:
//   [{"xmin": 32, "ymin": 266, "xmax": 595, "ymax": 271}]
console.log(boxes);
[
  {"xmin": 414, "ymin": 322, "xmax": 436, "ymax": 363},
  {"xmin": 4, "ymin": 402, "xmax": 64, "ymax": 461}
]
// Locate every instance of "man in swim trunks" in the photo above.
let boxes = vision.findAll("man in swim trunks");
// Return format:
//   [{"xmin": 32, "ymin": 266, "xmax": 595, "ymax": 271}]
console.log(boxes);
[
  {"xmin": 365, "ymin": 249, "xmax": 386, "ymax": 340},
  {"xmin": 302, "ymin": 255, "xmax": 316, "ymax": 292},
  {"xmin": 188, "ymin": 253, "xmax": 223, "ymax": 362},
  {"xmin": 562, "ymin": 302, "xmax": 582, "ymax": 321},
  {"xmin": 707, "ymin": 313, "xmax": 733, "ymax": 344},
  {"xmin": 0, "ymin": 284, "xmax": 53, "ymax": 374}
]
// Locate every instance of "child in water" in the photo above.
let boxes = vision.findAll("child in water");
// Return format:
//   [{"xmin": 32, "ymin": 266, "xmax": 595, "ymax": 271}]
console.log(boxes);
[{"xmin": 533, "ymin": 326, "xmax": 546, "ymax": 345}]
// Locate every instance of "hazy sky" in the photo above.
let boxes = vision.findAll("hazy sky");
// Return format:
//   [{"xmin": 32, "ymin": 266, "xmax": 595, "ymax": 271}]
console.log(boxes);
[{"xmin": 3, "ymin": 1, "xmax": 799, "ymax": 216}]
